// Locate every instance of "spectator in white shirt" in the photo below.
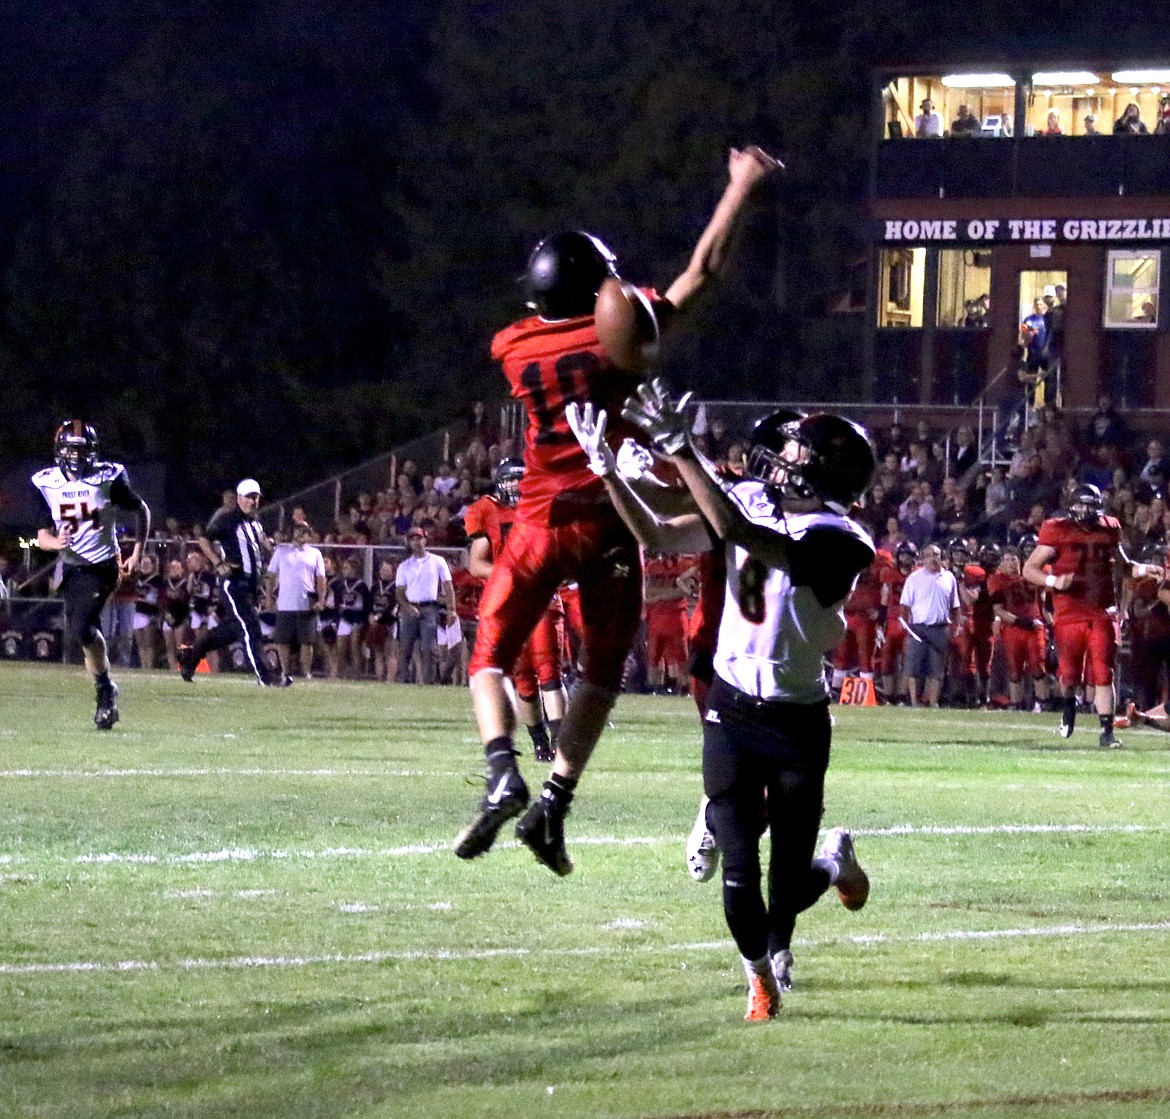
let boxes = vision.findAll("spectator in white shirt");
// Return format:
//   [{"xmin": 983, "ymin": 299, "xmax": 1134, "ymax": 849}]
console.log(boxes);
[
  {"xmin": 395, "ymin": 526, "xmax": 456, "ymax": 684},
  {"xmin": 268, "ymin": 522, "xmax": 327, "ymax": 679},
  {"xmin": 899, "ymin": 543, "xmax": 960, "ymax": 707},
  {"xmin": 914, "ymin": 99, "xmax": 943, "ymax": 138}
]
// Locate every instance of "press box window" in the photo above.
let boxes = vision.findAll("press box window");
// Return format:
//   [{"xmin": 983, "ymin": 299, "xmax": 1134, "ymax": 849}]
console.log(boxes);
[
  {"xmin": 1104, "ymin": 250, "xmax": 1160, "ymax": 328},
  {"xmin": 878, "ymin": 247, "xmax": 925, "ymax": 328},
  {"xmin": 937, "ymin": 248, "xmax": 992, "ymax": 327}
]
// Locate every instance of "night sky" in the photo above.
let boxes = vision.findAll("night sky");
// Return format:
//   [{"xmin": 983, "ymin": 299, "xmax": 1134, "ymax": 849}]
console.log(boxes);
[{"xmin": 0, "ymin": 0, "xmax": 1157, "ymax": 517}]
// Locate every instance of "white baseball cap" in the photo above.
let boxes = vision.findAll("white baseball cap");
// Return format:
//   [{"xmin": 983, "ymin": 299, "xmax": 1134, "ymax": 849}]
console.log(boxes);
[{"xmin": 236, "ymin": 478, "xmax": 262, "ymax": 497}]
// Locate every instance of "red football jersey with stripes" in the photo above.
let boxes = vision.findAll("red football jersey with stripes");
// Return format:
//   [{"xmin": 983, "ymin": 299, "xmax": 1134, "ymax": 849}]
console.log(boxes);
[
  {"xmin": 452, "ymin": 566, "xmax": 483, "ymax": 622},
  {"xmin": 987, "ymin": 571, "xmax": 1041, "ymax": 623},
  {"xmin": 880, "ymin": 565, "xmax": 907, "ymax": 625},
  {"xmin": 1037, "ymin": 515, "xmax": 1121, "ymax": 621},
  {"xmin": 844, "ymin": 559, "xmax": 882, "ymax": 616},
  {"xmin": 490, "ymin": 299, "xmax": 659, "ymax": 526},
  {"xmin": 463, "ymin": 495, "xmax": 514, "ymax": 567}
]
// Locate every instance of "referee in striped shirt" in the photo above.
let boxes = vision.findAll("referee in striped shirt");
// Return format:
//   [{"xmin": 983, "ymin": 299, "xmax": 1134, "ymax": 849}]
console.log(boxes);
[{"xmin": 179, "ymin": 478, "xmax": 288, "ymax": 686}]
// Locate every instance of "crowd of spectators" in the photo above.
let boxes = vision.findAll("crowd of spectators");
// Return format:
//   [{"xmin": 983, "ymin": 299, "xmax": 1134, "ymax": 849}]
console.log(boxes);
[
  {"xmin": 5, "ymin": 393, "xmax": 1169, "ymax": 696},
  {"xmin": 849, "ymin": 397, "xmax": 1169, "ymax": 561},
  {"xmin": 905, "ymin": 96, "xmax": 1170, "ymax": 139}
]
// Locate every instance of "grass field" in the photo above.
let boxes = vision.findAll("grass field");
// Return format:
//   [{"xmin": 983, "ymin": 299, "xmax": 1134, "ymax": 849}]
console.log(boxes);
[{"xmin": 1, "ymin": 662, "xmax": 1169, "ymax": 1119}]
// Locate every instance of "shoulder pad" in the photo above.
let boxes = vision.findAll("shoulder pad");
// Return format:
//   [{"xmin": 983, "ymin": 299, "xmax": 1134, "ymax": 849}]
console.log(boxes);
[{"xmin": 31, "ymin": 466, "xmax": 63, "ymax": 486}]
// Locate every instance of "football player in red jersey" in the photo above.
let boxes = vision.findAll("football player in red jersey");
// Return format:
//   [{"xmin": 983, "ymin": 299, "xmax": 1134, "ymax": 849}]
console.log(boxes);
[
  {"xmin": 1123, "ymin": 543, "xmax": 1170, "ymax": 713},
  {"xmin": 878, "ymin": 540, "xmax": 916, "ymax": 703},
  {"xmin": 464, "ymin": 458, "xmax": 566, "ymax": 763},
  {"xmin": 950, "ymin": 540, "xmax": 997, "ymax": 707},
  {"xmin": 643, "ymin": 551, "xmax": 691, "ymax": 693},
  {"xmin": 1024, "ymin": 483, "xmax": 1163, "ymax": 747},
  {"xmin": 832, "ymin": 550, "xmax": 884, "ymax": 689},
  {"xmin": 456, "ymin": 146, "xmax": 782, "ymax": 875},
  {"xmin": 988, "ymin": 545, "xmax": 1051, "ymax": 711}
]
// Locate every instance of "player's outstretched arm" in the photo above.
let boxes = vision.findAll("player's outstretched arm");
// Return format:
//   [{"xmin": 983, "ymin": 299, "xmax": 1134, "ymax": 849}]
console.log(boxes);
[
  {"xmin": 565, "ymin": 402, "xmax": 710, "ymax": 555},
  {"xmin": 621, "ymin": 378, "xmax": 793, "ymax": 571},
  {"xmin": 1117, "ymin": 541, "xmax": 1164, "ymax": 584},
  {"xmin": 663, "ymin": 146, "xmax": 783, "ymax": 312}
]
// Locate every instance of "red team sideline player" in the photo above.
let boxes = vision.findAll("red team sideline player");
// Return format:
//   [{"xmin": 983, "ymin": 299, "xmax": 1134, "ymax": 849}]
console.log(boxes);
[
  {"xmin": 1023, "ymin": 483, "xmax": 1162, "ymax": 747},
  {"xmin": 455, "ymin": 145, "xmax": 782, "ymax": 875},
  {"xmin": 464, "ymin": 457, "xmax": 566, "ymax": 762},
  {"xmin": 988, "ymin": 545, "xmax": 1050, "ymax": 712}
]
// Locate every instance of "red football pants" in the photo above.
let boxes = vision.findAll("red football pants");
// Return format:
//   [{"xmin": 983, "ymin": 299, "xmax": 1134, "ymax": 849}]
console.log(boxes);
[
  {"xmin": 471, "ymin": 512, "xmax": 642, "ymax": 692},
  {"xmin": 1053, "ymin": 616, "xmax": 1116, "ymax": 688}
]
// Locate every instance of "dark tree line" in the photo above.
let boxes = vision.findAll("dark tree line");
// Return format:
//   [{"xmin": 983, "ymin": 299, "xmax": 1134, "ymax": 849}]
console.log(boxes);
[{"xmin": 0, "ymin": 0, "xmax": 1153, "ymax": 514}]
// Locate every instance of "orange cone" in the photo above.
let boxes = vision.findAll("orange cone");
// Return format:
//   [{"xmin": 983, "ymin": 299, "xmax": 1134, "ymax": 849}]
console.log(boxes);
[{"xmin": 839, "ymin": 676, "xmax": 878, "ymax": 706}]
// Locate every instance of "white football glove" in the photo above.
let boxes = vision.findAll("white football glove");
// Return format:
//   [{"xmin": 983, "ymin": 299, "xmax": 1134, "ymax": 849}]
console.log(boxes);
[
  {"xmin": 615, "ymin": 439, "xmax": 656, "ymax": 482},
  {"xmin": 565, "ymin": 401, "xmax": 616, "ymax": 477},
  {"xmin": 621, "ymin": 377, "xmax": 693, "ymax": 456}
]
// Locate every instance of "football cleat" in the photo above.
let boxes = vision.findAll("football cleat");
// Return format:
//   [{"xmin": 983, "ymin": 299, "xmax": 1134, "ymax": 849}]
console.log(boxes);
[
  {"xmin": 1098, "ymin": 729, "xmax": 1123, "ymax": 749},
  {"xmin": 533, "ymin": 743, "xmax": 555, "ymax": 764},
  {"xmin": 454, "ymin": 767, "xmax": 529, "ymax": 861},
  {"xmin": 514, "ymin": 790, "xmax": 573, "ymax": 876},
  {"xmin": 771, "ymin": 949, "xmax": 795, "ymax": 992},
  {"xmin": 743, "ymin": 959, "xmax": 781, "ymax": 1021},
  {"xmin": 821, "ymin": 826, "xmax": 870, "ymax": 911},
  {"xmin": 263, "ymin": 673, "xmax": 294, "ymax": 688},
  {"xmin": 686, "ymin": 796, "xmax": 719, "ymax": 883},
  {"xmin": 94, "ymin": 680, "xmax": 119, "ymax": 731},
  {"xmin": 178, "ymin": 645, "xmax": 197, "ymax": 683},
  {"xmin": 1059, "ymin": 706, "xmax": 1076, "ymax": 738}
]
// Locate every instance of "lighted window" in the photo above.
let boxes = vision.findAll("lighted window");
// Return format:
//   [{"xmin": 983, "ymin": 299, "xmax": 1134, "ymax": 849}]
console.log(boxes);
[
  {"xmin": 937, "ymin": 249, "xmax": 992, "ymax": 327},
  {"xmin": 878, "ymin": 248, "xmax": 925, "ymax": 328},
  {"xmin": 882, "ymin": 75, "xmax": 1016, "ymax": 139},
  {"xmin": 1104, "ymin": 251, "xmax": 1160, "ymax": 328}
]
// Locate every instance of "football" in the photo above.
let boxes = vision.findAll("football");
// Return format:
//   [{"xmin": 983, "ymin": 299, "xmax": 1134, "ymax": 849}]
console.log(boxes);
[{"xmin": 595, "ymin": 277, "xmax": 660, "ymax": 372}]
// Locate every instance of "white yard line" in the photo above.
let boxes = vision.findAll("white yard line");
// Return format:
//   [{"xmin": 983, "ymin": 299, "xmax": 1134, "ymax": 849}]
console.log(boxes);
[
  {"xmin": 0, "ymin": 822, "xmax": 1164, "ymax": 870},
  {"xmin": 1, "ymin": 920, "xmax": 1167, "ymax": 977},
  {"xmin": 0, "ymin": 767, "xmax": 459, "ymax": 779}
]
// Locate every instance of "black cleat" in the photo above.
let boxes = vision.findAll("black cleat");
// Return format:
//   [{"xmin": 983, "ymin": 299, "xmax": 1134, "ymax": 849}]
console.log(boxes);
[
  {"xmin": 263, "ymin": 673, "xmax": 294, "ymax": 688},
  {"xmin": 1098, "ymin": 729, "xmax": 1123, "ymax": 749},
  {"xmin": 534, "ymin": 743, "xmax": 555, "ymax": 763},
  {"xmin": 454, "ymin": 768, "xmax": 529, "ymax": 860},
  {"xmin": 178, "ymin": 645, "xmax": 197, "ymax": 683},
  {"xmin": 94, "ymin": 681, "xmax": 119, "ymax": 731},
  {"xmin": 515, "ymin": 791, "xmax": 573, "ymax": 877}
]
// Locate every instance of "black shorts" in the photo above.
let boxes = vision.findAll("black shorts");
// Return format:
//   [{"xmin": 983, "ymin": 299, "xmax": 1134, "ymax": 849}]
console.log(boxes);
[
  {"xmin": 272, "ymin": 611, "xmax": 317, "ymax": 645},
  {"xmin": 703, "ymin": 678, "xmax": 831, "ymax": 797},
  {"xmin": 62, "ymin": 561, "xmax": 120, "ymax": 645}
]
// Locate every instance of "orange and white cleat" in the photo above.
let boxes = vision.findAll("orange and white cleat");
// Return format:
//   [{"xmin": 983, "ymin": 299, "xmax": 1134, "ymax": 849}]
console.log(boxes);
[
  {"xmin": 742, "ymin": 958, "xmax": 781, "ymax": 1021},
  {"xmin": 821, "ymin": 827, "xmax": 870, "ymax": 911}
]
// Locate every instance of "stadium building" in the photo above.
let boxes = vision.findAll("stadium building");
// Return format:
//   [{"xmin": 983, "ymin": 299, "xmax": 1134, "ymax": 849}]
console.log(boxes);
[{"xmin": 865, "ymin": 59, "xmax": 1170, "ymax": 413}]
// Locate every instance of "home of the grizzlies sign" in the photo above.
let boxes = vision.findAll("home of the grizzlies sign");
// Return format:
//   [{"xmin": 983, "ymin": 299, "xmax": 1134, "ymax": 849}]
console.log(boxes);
[{"xmin": 878, "ymin": 217, "xmax": 1170, "ymax": 243}]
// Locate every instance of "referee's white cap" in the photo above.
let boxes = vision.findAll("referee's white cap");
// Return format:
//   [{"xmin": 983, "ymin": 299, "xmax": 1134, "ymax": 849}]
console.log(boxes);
[{"xmin": 236, "ymin": 478, "xmax": 262, "ymax": 497}]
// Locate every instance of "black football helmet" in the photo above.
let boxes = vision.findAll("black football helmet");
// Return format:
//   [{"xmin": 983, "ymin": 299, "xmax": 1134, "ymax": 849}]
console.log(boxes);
[
  {"xmin": 946, "ymin": 536, "xmax": 969, "ymax": 568},
  {"xmin": 894, "ymin": 540, "xmax": 918, "ymax": 570},
  {"xmin": 745, "ymin": 408, "xmax": 804, "ymax": 494},
  {"xmin": 1067, "ymin": 482, "xmax": 1103, "ymax": 525},
  {"xmin": 54, "ymin": 419, "xmax": 99, "ymax": 479},
  {"xmin": 493, "ymin": 457, "xmax": 525, "ymax": 508},
  {"xmin": 978, "ymin": 541, "xmax": 1002, "ymax": 573},
  {"xmin": 747, "ymin": 413, "xmax": 876, "ymax": 510},
  {"xmin": 524, "ymin": 231, "xmax": 618, "ymax": 319}
]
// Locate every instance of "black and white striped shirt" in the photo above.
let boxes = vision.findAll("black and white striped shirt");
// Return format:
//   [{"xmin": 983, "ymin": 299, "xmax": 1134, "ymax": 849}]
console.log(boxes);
[{"xmin": 204, "ymin": 506, "xmax": 267, "ymax": 587}]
